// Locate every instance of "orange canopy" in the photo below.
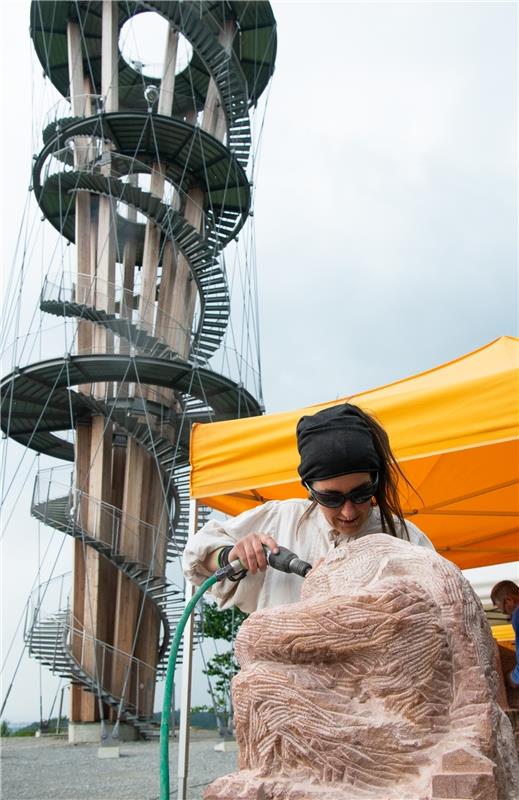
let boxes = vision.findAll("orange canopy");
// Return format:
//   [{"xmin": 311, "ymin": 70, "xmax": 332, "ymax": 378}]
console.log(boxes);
[{"xmin": 190, "ymin": 337, "xmax": 519, "ymax": 570}]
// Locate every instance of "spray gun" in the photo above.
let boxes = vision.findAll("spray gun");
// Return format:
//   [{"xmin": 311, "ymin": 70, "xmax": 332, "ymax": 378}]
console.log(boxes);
[
  {"xmin": 159, "ymin": 544, "xmax": 313, "ymax": 799},
  {"xmin": 215, "ymin": 544, "xmax": 312, "ymax": 581}
]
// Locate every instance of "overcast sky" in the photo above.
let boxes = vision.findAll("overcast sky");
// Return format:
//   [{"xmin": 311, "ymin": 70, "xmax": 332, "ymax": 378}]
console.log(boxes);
[
  {"xmin": 256, "ymin": 1, "xmax": 517, "ymax": 407},
  {"xmin": 1, "ymin": 1, "xmax": 518, "ymax": 723}
]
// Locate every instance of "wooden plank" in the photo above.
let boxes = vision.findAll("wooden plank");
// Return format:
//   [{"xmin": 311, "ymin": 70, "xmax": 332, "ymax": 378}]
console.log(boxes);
[
  {"xmin": 71, "ymin": 422, "xmax": 92, "ymax": 721},
  {"xmin": 158, "ymin": 27, "xmax": 178, "ymax": 117},
  {"xmin": 168, "ymin": 189, "xmax": 204, "ymax": 358},
  {"xmin": 101, "ymin": 0, "xmax": 118, "ymax": 113},
  {"xmin": 111, "ymin": 439, "xmax": 149, "ymax": 708},
  {"xmin": 94, "ymin": 194, "xmax": 116, "ymax": 364},
  {"xmin": 110, "ymin": 572, "xmax": 142, "ymax": 707},
  {"xmin": 134, "ymin": 598, "xmax": 160, "ymax": 717},
  {"xmin": 66, "ymin": 22, "xmax": 85, "ymax": 116},
  {"xmin": 156, "ymin": 240, "xmax": 178, "ymax": 351},
  {"xmin": 138, "ymin": 22, "xmax": 178, "ymax": 336},
  {"xmin": 68, "ymin": 23, "xmax": 93, "ymax": 365},
  {"xmin": 80, "ymin": 416, "xmax": 117, "ymax": 720}
]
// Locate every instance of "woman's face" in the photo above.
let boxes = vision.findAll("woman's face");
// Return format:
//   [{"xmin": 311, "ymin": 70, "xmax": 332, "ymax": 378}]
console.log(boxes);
[{"xmin": 311, "ymin": 472, "xmax": 374, "ymax": 536}]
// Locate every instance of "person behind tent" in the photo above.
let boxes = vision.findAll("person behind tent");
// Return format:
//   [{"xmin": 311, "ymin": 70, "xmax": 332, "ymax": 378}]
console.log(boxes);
[
  {"xmin": 491, "ymin": 580, "xmax": 519, "ymax": 689},
  {"xmin": 183, "ymin": 403, "xmax": 434, "ymax": 613}
]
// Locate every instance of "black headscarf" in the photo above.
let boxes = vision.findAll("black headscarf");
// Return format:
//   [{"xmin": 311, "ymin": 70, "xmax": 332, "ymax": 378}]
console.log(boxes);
[{"xmin": 296, "ymin": 403, "xmax": 380, "ymax": 484}]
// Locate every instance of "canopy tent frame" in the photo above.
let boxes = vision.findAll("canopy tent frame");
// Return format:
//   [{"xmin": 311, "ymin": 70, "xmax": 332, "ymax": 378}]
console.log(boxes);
[
  {"xmin": 177, "ymin": 336, "xmax": 519, "ymax": 794},
  {"xmin": 188, "ymin": 336, "xmax": 519, "ymax": 571}
]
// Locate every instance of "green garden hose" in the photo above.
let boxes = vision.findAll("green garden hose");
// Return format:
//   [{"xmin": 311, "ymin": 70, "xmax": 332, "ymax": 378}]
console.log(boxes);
[
  {"xmin": 159, "ymin": 574, "xmax": 218, "ymax": 800},
  {"xmin": 159, "ymin": 546, "xmax": 310, "ymax": 799}
]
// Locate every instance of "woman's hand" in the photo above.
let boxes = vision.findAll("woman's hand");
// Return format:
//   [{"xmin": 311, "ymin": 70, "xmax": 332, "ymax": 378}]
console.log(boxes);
[{"xmin": 229, "ymin": 533, "xmax": 279, "ymax": 575}]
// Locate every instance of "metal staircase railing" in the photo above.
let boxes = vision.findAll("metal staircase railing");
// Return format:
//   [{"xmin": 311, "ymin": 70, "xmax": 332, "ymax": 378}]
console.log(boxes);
[
  {"xmin": 33, "ymin": 115, "xmax": 250, "ymax": 273},
  {"xmin": 143, "ymin": 0, "xmax": 252, "ymax": 167},
  {"xmin": 37, "ymin": 146, "xmax": 231, "ymax": 362},
  {"xmin": 40, "ymin": 270, "xmax": 261, "ymax": 398},
  {"xmin": 30, "ymin": 2, "xmax": 273, "ymax": 168},
  {"xmin": 41, "ymin": 274, "xmax": 189, "ymax": 361},
  {"xmin": 0, "ymin": 354, "xmax": 262, "ymax": 472},
  {"xmin": 24, "ymin": 575, "xmax": 163, "ymax": 738},
  {"xmin": 30, "ymin": 467, "xmax": 187, "ymax": 669}
]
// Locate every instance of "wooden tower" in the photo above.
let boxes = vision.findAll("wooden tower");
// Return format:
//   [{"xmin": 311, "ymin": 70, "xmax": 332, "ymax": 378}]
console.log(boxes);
[{"xmin": 1, "ymin": 1, "xmax": 276, "ymax": 738}]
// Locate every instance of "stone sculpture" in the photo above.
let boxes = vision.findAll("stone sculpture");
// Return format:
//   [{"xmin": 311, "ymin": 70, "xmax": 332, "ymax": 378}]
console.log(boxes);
[{"xmin": 204, "ymin": 534, "xmax": 519, "ymax": 800}]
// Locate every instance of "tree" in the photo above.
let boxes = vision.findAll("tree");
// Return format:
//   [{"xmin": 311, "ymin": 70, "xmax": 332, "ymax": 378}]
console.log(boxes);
[
  {"xmin": 199, "ymin": 602, "xmax": 248, "ymax": 734},
  {"xmin": 201, "ymin": 602, "xmax": 248, "ymax": 640},
  {"xmin": 1, "ymin": 720, "xmax": 11, "ymax": 737}
]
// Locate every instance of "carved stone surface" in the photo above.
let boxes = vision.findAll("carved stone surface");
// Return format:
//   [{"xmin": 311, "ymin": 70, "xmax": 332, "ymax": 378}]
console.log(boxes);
[{"xmin": 204, "ymin": 534, "xmax": 519, "ymax": 800}]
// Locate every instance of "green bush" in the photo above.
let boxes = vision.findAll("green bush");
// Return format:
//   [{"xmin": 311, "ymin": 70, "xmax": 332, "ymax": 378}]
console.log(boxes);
[
  {"xmin": 200, "ymin": 602, "xmax": 248, "ymax": 733},
  {"xmin": 10, "ymin": 717, "xmax": 69, "ymax": 737},
  {"xmin": 13, "ymin": 725, "xmax": 39, "ymax": 737}
]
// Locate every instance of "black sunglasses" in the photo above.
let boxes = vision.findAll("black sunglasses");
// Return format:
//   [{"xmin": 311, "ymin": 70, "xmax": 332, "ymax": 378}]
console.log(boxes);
[{"xmin": 305, "ymin": 474, "xmax": 379, "ymax": 508}]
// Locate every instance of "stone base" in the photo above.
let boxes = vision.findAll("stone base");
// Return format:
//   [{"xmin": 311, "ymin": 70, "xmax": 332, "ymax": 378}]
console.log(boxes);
[
  {"xmin": 214, "ymin": 740, "xmax": 239, "ymax": 753},
  {"xmin": 68, "ymin": 722, "xmax": 138, "ymax": 744},
  {"xmin": 97, "ymin": 746, "xmax": 120, "ymax": 759},
  {"xmin": 204, "ymin": 768, "xmax": 499, "ymax": 800},
  {"xmin": 204, "ymin": 772, "xmax": 371, "ymax": 800},
  {"xmin": 431, "ymin": 772, "xmax": 496, "ymax": 800}
]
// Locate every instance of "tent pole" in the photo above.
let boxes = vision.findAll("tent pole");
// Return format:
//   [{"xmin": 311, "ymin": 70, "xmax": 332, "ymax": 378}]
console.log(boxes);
[{"xmin": 177, "ymin": 499, "xmax": 198, "ymax": 800}]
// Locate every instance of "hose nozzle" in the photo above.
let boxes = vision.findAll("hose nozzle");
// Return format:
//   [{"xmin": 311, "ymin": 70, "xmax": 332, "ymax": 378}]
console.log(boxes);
[
  {"xmin": 214, "ymin": 545, "xmax": 312, "ymax": 582},
  {"xmin": 264, "ymin": 546, "xmax": 312, "ymax": 577}
]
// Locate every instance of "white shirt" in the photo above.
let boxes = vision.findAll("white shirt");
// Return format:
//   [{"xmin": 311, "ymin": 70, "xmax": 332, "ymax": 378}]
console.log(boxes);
[{"xmin": 182, "ymin": 500, "xmax": 434, "ymax": 613}]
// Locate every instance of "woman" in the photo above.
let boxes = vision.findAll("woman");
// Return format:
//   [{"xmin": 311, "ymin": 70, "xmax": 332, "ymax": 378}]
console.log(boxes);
[{"xmin": 182, "ymin": 403, "xmax": 433, "ymax": 613}]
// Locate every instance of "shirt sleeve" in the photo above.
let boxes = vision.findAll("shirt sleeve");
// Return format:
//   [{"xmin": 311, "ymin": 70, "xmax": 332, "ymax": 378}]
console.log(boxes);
[
  {"xmin": 182, "ymin": 501, "xmax": 281, "ymax": 612},
  {"xmin": 403, "ymin": 519, "xmax": 436, "ymax": 550}
]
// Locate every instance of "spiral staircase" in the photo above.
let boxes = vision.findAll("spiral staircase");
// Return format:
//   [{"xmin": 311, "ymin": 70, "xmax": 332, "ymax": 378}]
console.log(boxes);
[{"xmin": 1, "ymin": 1, "xmax": 276, "ymax": 738}]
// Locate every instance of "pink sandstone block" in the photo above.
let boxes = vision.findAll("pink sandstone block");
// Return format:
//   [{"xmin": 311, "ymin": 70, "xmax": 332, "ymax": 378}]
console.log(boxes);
[
  {"xmin": 204, "ymin": 535, "xmax": 519, "ymax": 800},
  {"xmin": 441, "ymin": 746, "xmax": 494, "ymax": 774},
  {"xmin": 431, "ymin": 771, "xmax": 497, "ymax": 799}
]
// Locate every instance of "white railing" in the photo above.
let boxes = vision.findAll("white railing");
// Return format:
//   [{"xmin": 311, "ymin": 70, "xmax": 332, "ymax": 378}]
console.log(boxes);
[
  {"xmin": 31, "ymin": 464, "xmax": 73, "ymax": 509},
  {"xmin": 42, "ymin": 94, "xmax": 105, "ymax": 131},
  {"xmin": 41, "ymin": 271, "xmax": 192, "ymax": 355},
  {"xmin": 39, "ymin": 146, "xmax": 200, "ymax": 219},
  {"xmin": 25, "ymin": 572, "xmax": 71, "ymax": 640},
  {"xmin": 66, "ymin": 613, "xmax": 156, "ymax": 716},
  {"xmin": 32, "ymin": 468, "xmax": 169, "ymax": 575},
  {"xmin": 40, "ymin": 271, "xmax": 260, "ymax": 396},
  {"xmin": 25, "ymin": 575, "xmax": 156, "ymax": 718}
]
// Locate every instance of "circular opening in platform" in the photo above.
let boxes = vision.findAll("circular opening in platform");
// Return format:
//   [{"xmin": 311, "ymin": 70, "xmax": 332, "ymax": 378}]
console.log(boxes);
[{"xmin": 119, "ymin": 12, "xmax": 193, "ymax": 81}]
